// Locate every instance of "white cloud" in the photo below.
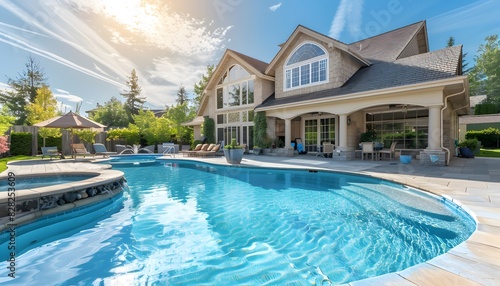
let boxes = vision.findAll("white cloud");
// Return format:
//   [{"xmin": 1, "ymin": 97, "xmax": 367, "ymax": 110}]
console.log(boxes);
[
  {"xmin": 269, "ymin": 3, "xmax": 282, "ymax": 12},
  {"xmin": 54, "ymin": 92, "xmax": 84, "ymax": 103},
  {"xmin": 329, "ymin": 0, "xmax": 363, "ymax": 39},
  {"xmin": 68, "ymin": 0, "xmax": 231, "ymax": 56}
]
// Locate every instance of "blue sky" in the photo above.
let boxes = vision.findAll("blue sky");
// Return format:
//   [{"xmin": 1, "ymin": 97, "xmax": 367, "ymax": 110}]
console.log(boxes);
[{"xmin": 0, "ymin": 0, "xmax": 499, "ymax": 115}]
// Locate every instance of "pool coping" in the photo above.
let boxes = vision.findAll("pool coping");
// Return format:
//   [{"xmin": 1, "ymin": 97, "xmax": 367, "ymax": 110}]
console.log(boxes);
[
  {"xmin": 0, "ymin": 160, "xmax": 125, "ymax": 233},
  {"xmin": 3, "ymin": 156, "xmax": 500, "ymax": 285}
]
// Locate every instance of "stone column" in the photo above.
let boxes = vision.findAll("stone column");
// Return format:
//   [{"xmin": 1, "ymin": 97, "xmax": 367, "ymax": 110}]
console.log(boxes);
[
  {"xmin": 427, "ymin": 105, "xmax": 442, "ymax": 151},
  {"xmin": 284, "ymin": 118, "xmax": 292, "ymax": 148},
  {"xmin": 338, "ymin": 114, "xmax": 347, "ymax": 150}
]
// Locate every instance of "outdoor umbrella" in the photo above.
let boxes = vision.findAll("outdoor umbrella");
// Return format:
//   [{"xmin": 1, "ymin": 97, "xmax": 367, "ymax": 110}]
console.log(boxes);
[{"xmin": 34, "ymin": 111, "xmax": 106, "ymax": 156}]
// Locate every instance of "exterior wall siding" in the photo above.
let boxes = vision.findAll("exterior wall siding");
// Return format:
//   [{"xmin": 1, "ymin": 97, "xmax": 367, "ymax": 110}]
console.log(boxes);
[{"xmin": 398, "ymin": 34, "xmax": 420, "ymax": 59}]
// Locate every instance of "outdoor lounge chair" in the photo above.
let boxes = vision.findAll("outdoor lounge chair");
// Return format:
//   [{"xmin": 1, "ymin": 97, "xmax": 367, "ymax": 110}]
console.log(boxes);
[
  {"xmin": 196, "ymin": 144, "xmax": 221, "ymax": 157},
  {"xmin": 41, "ymin": 146, "xmax": 64, "ymax": 159},
  {"xmin": 71, "ymin": 143, "xmax": 92, "ymax": 158},
  {"xmin": 181, "ymin": 143, "xmax": 207, "ymax": 157},
  {"xmin": 93, "ymin": 143, "xmax": 117, "ymax": 157}
]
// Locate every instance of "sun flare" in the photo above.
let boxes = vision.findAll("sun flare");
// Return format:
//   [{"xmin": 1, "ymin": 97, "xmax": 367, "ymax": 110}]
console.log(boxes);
[{"xmin": 100, "ymin": 0, "xmax": 159, "ymax": 32}]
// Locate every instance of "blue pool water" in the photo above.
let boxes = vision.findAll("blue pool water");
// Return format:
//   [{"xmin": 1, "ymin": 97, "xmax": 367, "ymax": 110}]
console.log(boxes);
[
  {"xmin": 0, "ymin": 161, "xmax": 475, "ymax": 285},
  {"xmin": 1, "ymin": 175, "xmax": 96, "ymax": 192},
  {"xmin": 105, "ymin": 155, "xmax": 159, "ymax": 167}
]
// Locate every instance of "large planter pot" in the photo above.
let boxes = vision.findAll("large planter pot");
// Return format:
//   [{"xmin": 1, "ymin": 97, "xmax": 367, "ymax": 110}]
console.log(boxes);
[
  {"xmin": 223, "ymin": 148, "xmax": 244, "ymax": 164},
  {"xmin": 459, "ymin": 147, "xmax": 474, "ymax": 158}
]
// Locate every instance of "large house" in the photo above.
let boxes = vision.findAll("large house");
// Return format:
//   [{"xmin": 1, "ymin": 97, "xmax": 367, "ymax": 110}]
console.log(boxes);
[{"xmin": 190, "ymin": 21, "xmax": 469, "ymax": 166}]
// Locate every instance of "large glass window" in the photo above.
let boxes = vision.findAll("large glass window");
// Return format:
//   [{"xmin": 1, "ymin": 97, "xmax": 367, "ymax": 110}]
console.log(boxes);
[
  {"xmin": 365, "ymin": 108, "xmax": 429, "ymax": 149},
  {"xmin": 320, "ymin": 118, "xmax": 335, "ymax": 144},
  {"xmin": 285, "ymin": 43, "xmax": 328, "ymax": 90},
  {"xmin": 216, "ymin": 64, "xmax": 254, "ymax": 110},
  {"xmin": 304, "ymin": 119, "xmax": 318, "ymax": 152}
]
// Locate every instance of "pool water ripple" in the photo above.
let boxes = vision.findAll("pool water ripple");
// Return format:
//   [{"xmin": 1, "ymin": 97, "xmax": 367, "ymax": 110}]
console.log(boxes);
[{"xmin": 0, "ymin": 162, "xmax": 475, "ymax": 285}]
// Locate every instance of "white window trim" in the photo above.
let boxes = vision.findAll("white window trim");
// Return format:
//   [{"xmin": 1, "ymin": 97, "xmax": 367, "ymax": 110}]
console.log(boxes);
[{"xmin": 283, "ymin": 42, "xmax": 329, "ymax": 92}]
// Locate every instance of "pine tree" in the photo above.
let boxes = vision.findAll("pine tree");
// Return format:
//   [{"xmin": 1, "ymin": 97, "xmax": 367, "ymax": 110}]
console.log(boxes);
[
  {"xmin": 0, "ymin": 56, "xmax": 48, "ymax": 125},
  {"xmin": 176, "ymin": 85, "xmax": 188, "ymax": 106},
  {"xmin": 469, "ymin": 35, "xmax": 500, "ymax": 102},
  {"xmin": 120, "ymin": 69, "xmax": 145, "ymax": 121},
  {"xmin": 446, "ymin": 36, "xmax": 471, "ymax": 74}
]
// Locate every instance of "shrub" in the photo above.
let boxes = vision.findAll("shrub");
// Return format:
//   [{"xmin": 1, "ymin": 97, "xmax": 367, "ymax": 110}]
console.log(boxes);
[
  {"xmin": 458, "ymin": 138, "xmax": 479, "ymax": 150},
  {"xmin": 203, "ymin": 117, "xmax": 215, "ymax": 144},
  {"xmin": 10, "ymin": 132, "xmax": 32, "ymax": 156},
  {"xmin": 37, "ymin": 135, "xmax": 62, "ymax": 150},
  {"xmin": 74, "ymin": 129, "xmax": 99, "ymax": 144},
  {"xmin": 0, "ymin": 136, "xmax": 9, "ymax": 155},
  {"xmin": 253, "ymin": 111, "xmax": 268, "ymax": 148},
  {"xmin": 465, "ymin": 128, "xmax": 500, "ymax": 148},
  {"xmin": 474, "ymin": 103, "xmax": 498, "ymax": 115}
]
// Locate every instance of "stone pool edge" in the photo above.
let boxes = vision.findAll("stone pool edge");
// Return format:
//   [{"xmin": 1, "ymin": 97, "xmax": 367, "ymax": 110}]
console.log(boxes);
[{"xmin": 0, "ymin": 163, "xmax": 125, "ymax": 233}]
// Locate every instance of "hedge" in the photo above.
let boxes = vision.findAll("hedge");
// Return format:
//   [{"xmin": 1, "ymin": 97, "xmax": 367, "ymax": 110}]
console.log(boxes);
[
  {"xmin": 465, "ymin": 127, "xmax": 500, "ymax": 148},
  {"xmin": 10, "ymin": 132, "xmax": 33, "ymax": 156},
  {"xmin": 203, "ymin": 117, "xmax": 215, "ymax": 144},
  {"xmin": 474, "ymin": 103, "xmax": 498, "ymax": 115},
  {"xmin": 37, "ymin": 135, "xmax": 62, "ymax": 151}
]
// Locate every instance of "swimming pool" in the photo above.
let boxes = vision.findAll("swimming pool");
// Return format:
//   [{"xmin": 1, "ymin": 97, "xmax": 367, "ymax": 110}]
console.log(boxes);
[
  {"xmin": 0, "ymin": 174, "xmax": 97, "ymax": 192},
  {"xmin": 0, "ymin": 161, "xmax": 475, "ymax": 285}
]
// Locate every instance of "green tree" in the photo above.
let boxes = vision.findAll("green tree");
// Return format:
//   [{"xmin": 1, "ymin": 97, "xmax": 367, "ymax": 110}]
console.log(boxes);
[
  {"xmin": 0, "ymin": 106, "xmax": 15, "ymax": 134},
  {"xmin": 446, "ymin": 36, "xmax": 471, "ymax": 74},
  {"xmin": 0, "ymin": 56, "xmax": 48, "ymax": 125},
  {"xmin": 121, "ymin": 69, "xmax": 145, "ymax": 121},
  {"xmin": 91, "ymin": 97, "xmax": 129, "ymax": 127},
  {"xmin": 193, "ymin": 64, "xmax": 215, "ymax": 109},
  {"xmin": 469, "ymin": 35, "xmax": 500, "ymax": 101},
  {"xmin": 166, "ymin": 102, "xmax": 194, "ymax": 144},
  {"xmin": 176, "ymin": 85, "xmax": 188, "ymax": 106},
  {"xmin": 25, "ymin": 86, "xmax": 60, "ymax": 145}
]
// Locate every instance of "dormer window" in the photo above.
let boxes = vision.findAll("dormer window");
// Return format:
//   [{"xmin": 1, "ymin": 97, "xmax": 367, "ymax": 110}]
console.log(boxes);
[{"xmin": 284, "ymin": 43, "xmax": 328, "ymax": 90}]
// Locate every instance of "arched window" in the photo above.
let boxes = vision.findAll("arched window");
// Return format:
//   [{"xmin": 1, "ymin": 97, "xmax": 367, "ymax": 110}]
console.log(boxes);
[{"xmin": 284, "ymin": 42, "xmax": 328, "ymax": 90}]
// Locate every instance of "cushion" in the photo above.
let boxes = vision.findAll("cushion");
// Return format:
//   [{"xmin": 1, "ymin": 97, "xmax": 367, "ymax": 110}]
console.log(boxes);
[
  {"xmin": 211, "ymin": 144, "xmax": 220, "ymax": 152},
  {"xmin": 201, "ymin": 144, "xmax": 210, "ymax": 151},
  {"xmin": 206, "ymin": 144, "xmax": 216, "ymax": 151},
  {"xmin": 194, "ymin": 144, "xmax": 203, "ymax": 151}
]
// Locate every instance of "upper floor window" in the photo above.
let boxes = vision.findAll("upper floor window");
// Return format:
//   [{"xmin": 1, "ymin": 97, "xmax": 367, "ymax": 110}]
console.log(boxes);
[
  {"xmin": 218, "ymin": 64, "xmax": 250, "ymax": 84},
  {"xmin": 217, "ymin": 64, "xmax": 254, "ymax": 110},
  {"xmin": 284, "ymin": 43, "xmax": 328, "ymax": 90}
]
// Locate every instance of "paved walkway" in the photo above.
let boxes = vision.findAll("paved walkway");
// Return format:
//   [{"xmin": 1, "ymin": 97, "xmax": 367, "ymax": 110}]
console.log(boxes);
[{"xmin": 3, "ymin": 155, "xmax": 500, "ymax": 285}]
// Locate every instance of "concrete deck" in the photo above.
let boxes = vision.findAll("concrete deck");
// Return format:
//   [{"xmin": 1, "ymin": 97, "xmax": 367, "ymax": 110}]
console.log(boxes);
[{"xmin": 3, "ymin": 155, "xmax": 500, "ymax": 285}]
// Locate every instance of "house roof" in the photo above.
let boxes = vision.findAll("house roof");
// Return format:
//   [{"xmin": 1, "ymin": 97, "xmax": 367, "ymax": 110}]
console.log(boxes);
[
  {"xmin": 257, "ymin": 45, "xmax": 463, "ymax": 109},
  {"xmin": 197, "ymin": 49, "xmax": 272, "ymax": 116},
  {"xmin": 348, "ymin": 21, "xmax": 427, "ymax": 62},
  {"xmin": 265, "ymin": 25, "xmax": 371, "ymax": 75}
]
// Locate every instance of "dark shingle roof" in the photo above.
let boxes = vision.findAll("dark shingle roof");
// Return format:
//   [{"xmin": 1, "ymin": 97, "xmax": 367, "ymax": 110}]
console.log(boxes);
[
  {"xmin": 348, "ymin": 21, "xmax": 424, "ymax": 62},
  {"xmin": 258, "ymin": 45, "xmax": 462, "ymax": 108}
]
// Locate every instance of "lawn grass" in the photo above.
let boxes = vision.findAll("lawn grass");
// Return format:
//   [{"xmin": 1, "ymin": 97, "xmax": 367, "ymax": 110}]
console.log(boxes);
[
  {"xmin": 476, "ymin": 148, "xmax": 500, "ymax": 158},
  {"xmin": 0, "ymin": 155, "xmax": 36, "ymax": 173}
]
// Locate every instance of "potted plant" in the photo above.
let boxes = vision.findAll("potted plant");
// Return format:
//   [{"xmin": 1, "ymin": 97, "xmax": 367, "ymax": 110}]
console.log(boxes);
[
  {"xmin": 253, "ymin": 146, "xmax": 262, "ymax": 155},
  {"xmin": 458, "ymin": 138, "xmax": 478, "ymax": 158},
  {"xmin": 223, "ymin": 138, "xmax": 244, "ymax": 164}
]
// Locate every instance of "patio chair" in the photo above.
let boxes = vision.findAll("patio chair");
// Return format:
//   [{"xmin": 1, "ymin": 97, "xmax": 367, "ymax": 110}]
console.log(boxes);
[
  {"xmin": 361, "ymin": 142, "xmax": 376, "ymax": 161},
  {"xmin": 41, "ymin": 146, "xmax": 64, "ymax": 159},
  {"xmin": 379, "ymin": 142, "xmax": 397, "ymax": 160},
  {"xmin": 322, "ymin": 143, "xmax": 334, "ymax": 158},
  {"xmin": 71, "ymin": 143, "xmax": 92, "ymax": 158},
  {"xmin": 93, "ymin": 143, "xmax": 117, "ymax": 158}
]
